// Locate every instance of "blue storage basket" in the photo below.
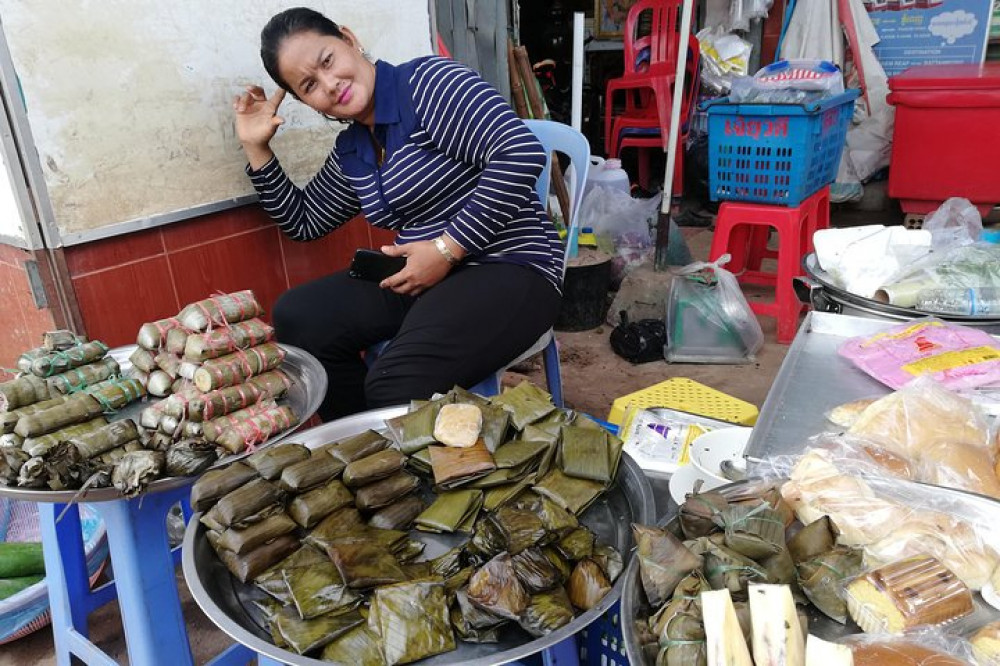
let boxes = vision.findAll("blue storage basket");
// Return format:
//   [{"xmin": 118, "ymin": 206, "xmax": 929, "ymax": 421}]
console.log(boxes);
[
  {"xmin": 580, "ymin": 599, "xmax": 628, "ymax": 666},
  {"xmin": 704, "ymin": 89, "xmax": 859, "ymax": 206},
  {"xmin": 0, "ymin": 500, "xmax": 108, "ymax": 644}
]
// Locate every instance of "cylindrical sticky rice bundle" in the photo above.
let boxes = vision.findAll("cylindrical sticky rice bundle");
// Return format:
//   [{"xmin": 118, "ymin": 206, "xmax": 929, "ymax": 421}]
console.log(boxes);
[
  {"xmin": 0, "ymin": 375, "xmax": 50, "ymax": 412},
  {"xmin": 147, "ymin": 371, "xmax": 173, "ymax": 398},
  {"xmin": 183, "ymin": 318, "xmax": 275, "ymax": 362},
  {"xmin": 22, "ymin": 417, "xmax": 108, "ymax": 458},
  {"xmin": 165, "ymin": 328, "xmax": 190, "ymax": 355},
  {"xmin": 96, "ymin": 440, "xmax": 144, "ymax": 465},
  {"xmin": 86, "ymin": 377, "xmax": 146, "ymax": 411},
  {"xmin": 178, "ymin": 361, "xmax": 200, "ymax": 382},
  {"xmin": 177, "ymin": 290, "xmax": 263, "ymax": 332},
  {"xmin": 139, "ymin": 399, "xmax": 170, "ymax": 430},
  {"xmin": 29, "ymin": 341, "xmax": 109, "ymax": 378},
  {"xmin": 129, "ymin": 347, "xmax": 157, "ymax": 373},
  {"xmin": 43, "ymin": 330, "xmax": 80, "ymax": 351},
  {"xmin": 17, "ymin": 347, "xmax": 47, "ymax": 374},
  {"xmin": 193, "ymin": 343, "xmax": 286, "ymax": 392},
  {"xmin": 213, "ymin": 405, "xmax": 298, "ymax": 455},
  {"xmin": 155, "ymin": 353, "xmax": 182, "ymax": 380},
  {"xmin": 1, "ymin": 395, "xmax": 71, "ymax": 434},
  {"xmin": 70, "ymin": 419, "xmax": 140, "ymax": 459},
  {"xmin": 188, "ymin": 369, "xmax": 292, "ymax": 422},
  {"xmin": 14, "ymin": 394, "xmax": 105, "ymax": 438},
  {"xmin": 201, "ymin": 400, "xmax": 278, "ymax": 443},
  {"xmin": 136, "ymin": 317, "xmax": 183, "ymax": 351},
  {"xmin": 48, "ymin": 357, "xmax": 120, "ymax": 395},
  {"xmin": 158, "ymin": 387, "xmax": 206, "ymax": 420}
]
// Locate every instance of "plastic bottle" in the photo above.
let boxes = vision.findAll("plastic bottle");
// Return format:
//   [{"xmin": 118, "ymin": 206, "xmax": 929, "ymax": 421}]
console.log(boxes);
[
  {"xmin": 584, "ymin": 156, "xmax": 630, "ymax": 200},
  {"xmin": 915, "ymin": 287, "xmax": 1000, "ymax": 316}
]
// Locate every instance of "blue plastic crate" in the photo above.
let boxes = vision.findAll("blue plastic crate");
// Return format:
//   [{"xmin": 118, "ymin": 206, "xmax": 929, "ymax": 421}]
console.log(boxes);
[
  {"xmin": 579, "ymin": 600, "xmax": 629, "ymax": 666},
  {"xmin": 705, "ymin": 89, "xmax": 859, "ymax": 206}
]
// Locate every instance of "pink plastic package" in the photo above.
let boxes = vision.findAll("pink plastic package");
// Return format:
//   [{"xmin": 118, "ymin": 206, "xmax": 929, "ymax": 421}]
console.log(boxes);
[{"xmin": 838, "ymin": 318, "xmax": 1000, "ymax": 390}]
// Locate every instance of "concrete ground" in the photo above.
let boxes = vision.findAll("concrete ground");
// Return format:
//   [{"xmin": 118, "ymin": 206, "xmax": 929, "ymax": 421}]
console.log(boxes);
[{"xmin": 0, "ymin": 207, "xmax": 890, "ymax": 664}]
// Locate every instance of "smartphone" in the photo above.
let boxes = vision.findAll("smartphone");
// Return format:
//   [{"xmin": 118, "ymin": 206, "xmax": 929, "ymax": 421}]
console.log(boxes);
[{"xmin": 349, "ymin": 248, "xmax": 407, "ymax": 282}]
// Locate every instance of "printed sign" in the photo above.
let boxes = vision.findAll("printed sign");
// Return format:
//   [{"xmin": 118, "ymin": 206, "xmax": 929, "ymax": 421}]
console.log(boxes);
[{"xmin": 862, "ymin": 0, "xmax": 996, "ymax": 76}]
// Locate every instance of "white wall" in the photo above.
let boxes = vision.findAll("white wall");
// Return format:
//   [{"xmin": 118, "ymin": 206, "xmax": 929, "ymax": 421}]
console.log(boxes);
[
  {"xmin": 0, "ymin": 148, "xmax": 26, "ymax": 242},
  {"xmin": 0, "ymin": 1, "xmax": 432, "ymax": 240}
]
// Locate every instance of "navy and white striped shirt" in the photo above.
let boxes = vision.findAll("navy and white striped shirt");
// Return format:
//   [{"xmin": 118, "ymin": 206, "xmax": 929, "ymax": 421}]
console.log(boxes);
[{"xmin": 248, "ymin": 56, "xmax": 564, "ymax": 291}]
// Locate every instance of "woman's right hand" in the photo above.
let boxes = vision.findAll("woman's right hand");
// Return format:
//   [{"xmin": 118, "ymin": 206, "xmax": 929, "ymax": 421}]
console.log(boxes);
[{"xmin": 233, "ymin": 86, "xmax": 287, "ymax": 167}]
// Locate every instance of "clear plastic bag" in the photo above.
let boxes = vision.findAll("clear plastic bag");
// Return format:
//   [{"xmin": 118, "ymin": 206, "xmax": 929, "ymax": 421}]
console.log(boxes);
[
  {"xmin": 696, "ymin": 27, "xmax": 752, "ymax": 94},
  {"xmin": 843, "ymin": 555, "xmax": 975, "ymax": 634},
  {"xmin": 764, "ymin": 447, "xmax": 1000, "ymax": 591},
  {"xmin": 876, "ymin": 243, "xmax": 1000, "ymax": 307},
  {"xmin": 729, "ymin": 59, "xmax": 844, "ymax": 103},
  {"xmin": 924, "ymin": 197, "xmax": 983, "ymax": 248},
  {"xmin": 576, "ymin": 185, "xmax": 691, "ymax": 284},
  {"xmin": 838, "ymin": 627, "xmax": 979, "ymax": 664},
  {"xmin": 665, "ymin": 255, "xmax": 764, "ymax": 364}
]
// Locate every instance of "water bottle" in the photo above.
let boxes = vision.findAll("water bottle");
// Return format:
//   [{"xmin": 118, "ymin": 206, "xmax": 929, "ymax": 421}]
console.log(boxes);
[{"xmin": 915, "ymin": 287, "xmax": 1000, "ymax": 315}]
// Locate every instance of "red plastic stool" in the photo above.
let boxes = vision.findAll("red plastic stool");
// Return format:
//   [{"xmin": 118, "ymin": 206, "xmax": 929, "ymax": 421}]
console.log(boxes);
[{"xmin": 709, "ymin": 187, "xmax": 831, "ymax": 344}]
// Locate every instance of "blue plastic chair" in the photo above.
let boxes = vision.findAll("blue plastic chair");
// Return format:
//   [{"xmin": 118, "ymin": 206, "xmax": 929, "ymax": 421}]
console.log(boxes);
[{"xmin": 368, "ymin": 120, "xmax": 591, "ymax": 407}]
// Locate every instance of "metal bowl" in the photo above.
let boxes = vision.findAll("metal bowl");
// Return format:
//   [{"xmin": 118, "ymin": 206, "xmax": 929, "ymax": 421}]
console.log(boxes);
[
  {"xmin": 797, "ymin": 253, "xmax": 1000, "ymax": 328},
  {"xmin": 621, "ymin": 477, "xmax": 1000, "ymax": 665},
  {"xmin": 183, "ymin": 406, "xmax": 656, "ymax": 666},
  {"xmin": 0, "ymin": 343, "xmax": 326, "ymax": 503}
]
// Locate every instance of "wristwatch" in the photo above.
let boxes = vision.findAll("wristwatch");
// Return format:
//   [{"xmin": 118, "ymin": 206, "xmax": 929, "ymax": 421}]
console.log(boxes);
[{"xmin": 433, "ymin": 237, "xmax": 460, "ymax": 265}]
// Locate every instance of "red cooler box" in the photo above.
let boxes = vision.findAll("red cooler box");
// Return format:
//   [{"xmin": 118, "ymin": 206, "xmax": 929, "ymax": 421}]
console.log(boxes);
[{"xmin": 887, "ymin": 64, "xmax": 1000, "ymax": 216}]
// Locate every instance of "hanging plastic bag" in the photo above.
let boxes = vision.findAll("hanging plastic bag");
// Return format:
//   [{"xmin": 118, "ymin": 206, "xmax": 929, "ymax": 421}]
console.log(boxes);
[
  {"xmin": 697, "ymin": 27, "xmax": 752, "ymax": 94},
  {"xmin": 664, "ymin": 254, "xmax": 764, "ymax": 363}
]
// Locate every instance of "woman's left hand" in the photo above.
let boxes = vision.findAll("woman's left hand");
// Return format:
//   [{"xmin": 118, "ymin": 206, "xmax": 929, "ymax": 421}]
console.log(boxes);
[{"xmin": 378, "ymin": 242, "xmax": 454, "ymax": 296}]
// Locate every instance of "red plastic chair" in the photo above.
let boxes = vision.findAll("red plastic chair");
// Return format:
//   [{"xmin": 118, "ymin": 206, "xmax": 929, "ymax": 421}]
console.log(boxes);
[
  {"xmin": 604, "ymin": 0, "xmax": 698, "ymax": 190},
  {"xmin": 611, "ymin": 34, "xmax": 700, "ymax": 191}
]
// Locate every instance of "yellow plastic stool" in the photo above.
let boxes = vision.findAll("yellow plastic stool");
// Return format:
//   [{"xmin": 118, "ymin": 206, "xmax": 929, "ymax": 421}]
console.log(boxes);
[{"xmin": 607, "ymin": 378, "xmax": 759, "ymax": 426}]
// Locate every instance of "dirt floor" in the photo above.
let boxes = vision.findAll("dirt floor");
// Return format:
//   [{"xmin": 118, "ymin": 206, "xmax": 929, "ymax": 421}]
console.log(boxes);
[{"xmin": 0, "ymin": 223, "xmax": 802, "ymax": 665}]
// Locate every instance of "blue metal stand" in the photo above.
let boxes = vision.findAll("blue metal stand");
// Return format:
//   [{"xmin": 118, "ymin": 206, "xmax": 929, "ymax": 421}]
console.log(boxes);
[{"xmin": 39, "ymin": 484, "xmax": 254, "ymax": 666}]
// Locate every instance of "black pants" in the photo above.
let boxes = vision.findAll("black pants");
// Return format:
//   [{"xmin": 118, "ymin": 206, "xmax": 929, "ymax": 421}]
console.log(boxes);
[{"xmin": 273, "ymin": 263, "xmax": 562, "ymax": 420}]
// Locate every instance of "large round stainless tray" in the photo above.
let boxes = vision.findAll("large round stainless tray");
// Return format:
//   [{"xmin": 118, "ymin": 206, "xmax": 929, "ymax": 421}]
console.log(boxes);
[
  {"xmin": 0, "ymin": 343, "xmax": 326, "ymax": 503},
  {"xmin": 183, "ymin": 405, "xmax": 656, "ymax": 666},
  {"xmin": 621, "ymin": 477, "xmax": 1000, "ymax": 665},
  {"xmin": 800, "ymin": 253, "xmax": 1000, "ymax": 326}
]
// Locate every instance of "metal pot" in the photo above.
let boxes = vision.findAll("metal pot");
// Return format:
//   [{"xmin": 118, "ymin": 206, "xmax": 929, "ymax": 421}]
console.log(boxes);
[{"xmin": 795, "ymin": 253, "xmax": 1000, "ymax": 329}]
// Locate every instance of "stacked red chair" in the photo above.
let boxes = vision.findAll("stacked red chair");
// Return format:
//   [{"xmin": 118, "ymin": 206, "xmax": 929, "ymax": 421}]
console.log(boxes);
[{"xmin": 603, "ymin": 0, "xmax": 700, "ymax": 192}]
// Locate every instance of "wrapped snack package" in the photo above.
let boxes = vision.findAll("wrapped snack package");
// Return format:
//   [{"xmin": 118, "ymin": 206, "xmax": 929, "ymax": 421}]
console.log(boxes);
[
  {"xmin": 838, "ymin": 319, "xmax": 1000, "ymax": 391},
  {"xmin": 778, "ymin": 449, "xmax": 1000, "ymax": 590},
  {"xmin": 845, "ymin": 556, "xmax": 974, "ymax": 634}
]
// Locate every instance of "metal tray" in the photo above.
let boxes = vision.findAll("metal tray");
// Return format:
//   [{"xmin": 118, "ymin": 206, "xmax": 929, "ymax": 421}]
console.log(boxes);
[
  {"xmin": 799, "ymin": 253, "xmax": 1000, "ymax": 328},
  {"xmin": 182, "ymin": 406, "xmax": 656, "ymax": 666},
  {"xmin": 0, "ymin": 343, "xmax": 326, "ymax": 503},
  {"xmin": 743, "ymin": 311, "xmax": 1000, "ymax": 465},
  {"xmin": 621, "ymin": 477, "xmax": 1000, "ymax": 665}
]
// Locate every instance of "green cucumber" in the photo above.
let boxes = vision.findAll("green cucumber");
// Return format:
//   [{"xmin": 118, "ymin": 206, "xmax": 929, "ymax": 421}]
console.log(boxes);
[
  {"xmin": 0, "ymin": 574, "xmax": 44, "ymax": 600},
  {"xmin": 0, "ymin": 542, "xmax": 45, "ymax": 577}
]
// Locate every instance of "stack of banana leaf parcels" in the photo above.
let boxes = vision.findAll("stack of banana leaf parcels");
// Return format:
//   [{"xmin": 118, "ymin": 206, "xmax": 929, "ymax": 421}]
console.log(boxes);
[{"xmin": 192, "ymin": 382, "xmax": 626, "ymax": 664}]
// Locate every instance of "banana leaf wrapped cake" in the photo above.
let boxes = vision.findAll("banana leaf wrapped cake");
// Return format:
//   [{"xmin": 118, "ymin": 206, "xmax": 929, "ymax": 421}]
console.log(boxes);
[{"xmin": 195, "ymin": 381, "xmax": 630, "ymax": 662}]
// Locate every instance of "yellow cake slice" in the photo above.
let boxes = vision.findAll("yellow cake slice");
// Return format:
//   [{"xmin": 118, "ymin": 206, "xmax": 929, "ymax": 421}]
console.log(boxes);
[{"xmin": 845, "ymin": 556, "xmax": 973, "ymax": 634}]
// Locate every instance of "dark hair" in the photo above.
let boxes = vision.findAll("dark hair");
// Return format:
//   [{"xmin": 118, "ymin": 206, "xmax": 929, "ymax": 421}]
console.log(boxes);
[{"xmin": 260, "ymin": 7, "xmax": 345, "ymax": 93}]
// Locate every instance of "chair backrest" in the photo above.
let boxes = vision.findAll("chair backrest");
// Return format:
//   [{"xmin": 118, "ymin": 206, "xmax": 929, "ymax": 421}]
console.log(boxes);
[
  {"xmin": 523, "ymin": 119, "xmax": 591, "ymax": 271},
  {"xmin": 623, "ymin": 0, "xmax": 682, "ymax": 76}
]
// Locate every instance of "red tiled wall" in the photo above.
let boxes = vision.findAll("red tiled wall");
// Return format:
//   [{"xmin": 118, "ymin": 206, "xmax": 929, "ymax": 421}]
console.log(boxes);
[
  {"xmin": 0, "ymin": 244, "xmax": 59, "ymax": 377},
  {"xmin": 761, "ymin": 0, "xmax": 788, "ymax": 66},
  {"xmin": 63, "ymin": 205, "xmax": 389, "ymax": 348}
]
